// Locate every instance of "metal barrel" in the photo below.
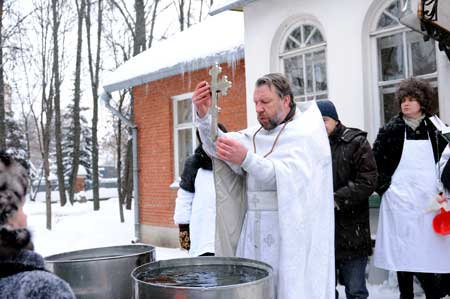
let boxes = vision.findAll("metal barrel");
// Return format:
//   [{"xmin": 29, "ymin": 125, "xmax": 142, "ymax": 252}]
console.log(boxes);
[
  {"xmin": 132, "ymin": 257, "xmax": 274, "ymax": 299},
  {"xmin": 45, "ymin": 244, "xmax": 155, "ymax": 299}
]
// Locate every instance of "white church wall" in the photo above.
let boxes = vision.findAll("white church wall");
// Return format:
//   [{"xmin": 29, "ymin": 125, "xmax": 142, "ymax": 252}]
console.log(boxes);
[
  {"xmin": 242, "ymin": 0, "xmax": 372, "ymax": 130},
  {"xmin": 241, "ymin": 0, "xmax": 450, "ymax": 140}
]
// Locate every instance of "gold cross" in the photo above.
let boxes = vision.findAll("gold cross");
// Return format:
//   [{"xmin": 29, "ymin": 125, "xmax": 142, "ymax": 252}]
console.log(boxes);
[{"xmin": 209, "ymin": 63, "xmax": 232, "ymax": 140}]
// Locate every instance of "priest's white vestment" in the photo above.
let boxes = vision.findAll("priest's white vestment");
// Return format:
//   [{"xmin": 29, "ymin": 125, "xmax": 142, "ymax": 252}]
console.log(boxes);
[{"xmin": 197, "ymin": 101, "xmax": 335, "ymax": 299}]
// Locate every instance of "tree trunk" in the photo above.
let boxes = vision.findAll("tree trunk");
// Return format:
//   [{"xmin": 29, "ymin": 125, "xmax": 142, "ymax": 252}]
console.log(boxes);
[
  {"xmin": 43, "ymin": 75, "xmax": 54, "ymax": 230},
  {"xmin": 36, "ymin": 0, "xmax": 54, "ymax": 229},
  {"xmin": 199, "ymin": 0, "xmax": 203, "ymax": 22},
  {"xmin": 147, "ymin": 0, "xmax": 160, "ymax": 49},
  {"xmin": 69, "ymin": 0, "xmax": 85, "ymax": 205},
  {"xmin": 0, "ymin": 0, "xmax": 5, "ymax": 150},
  {"xmin": 124, "ymin": 137, "xmax": 133, "ymax": 210},
  {"xmin": 134, "ymin": 0, "xmax": 146, "ymax": 56},
  {"xmin": 117, "ymin": 117, "xmax": 124, "ymax": 222},
  {"xmin": 43, "ymin": 85, "xmax": 54, "ymax": 230},
  {"xmin": 85, "ymin": 0, "xmax": 102, "ymax": 210},
  {"xmin": 178, "ymin": 0, "xmax": 184, "ymax": 31},
  {"xmin": 52, "ymin": 0, "xmax": 67, "ymax": 206},
  {"xmin": 187, "ymin": 0, "xmax": 192, "ymax": 28},
  {"xmin": 44, "ymin": 138, "xmax": 52, "ymax": 230},
  {"xmin": 117, "ymin": 92, "xmax": 125, "ymax": 222}
]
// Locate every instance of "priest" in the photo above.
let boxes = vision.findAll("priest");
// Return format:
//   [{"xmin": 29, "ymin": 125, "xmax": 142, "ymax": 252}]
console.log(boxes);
[{"xmin": 193, "ymin": 73, "xmax": 335, "ymax": 299}]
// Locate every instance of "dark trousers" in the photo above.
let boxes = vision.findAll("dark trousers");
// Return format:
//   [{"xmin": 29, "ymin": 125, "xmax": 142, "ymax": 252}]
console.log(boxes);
[
  {"xmin": 335, "ymin": 257, "xmax": 369, "ymax": 299},
  {"xmin": 397, "ymin": 271, "xmax": 441, "ymax": 299},
  {"xmin": 440, "ymin": 274, "xmax": 450, "ymax": 296}
]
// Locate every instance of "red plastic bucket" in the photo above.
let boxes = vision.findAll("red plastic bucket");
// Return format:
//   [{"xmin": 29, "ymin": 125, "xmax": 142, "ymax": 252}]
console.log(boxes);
[{"xmin": 433, "ymin": 208, "xmax": 450, "ymax": 235}]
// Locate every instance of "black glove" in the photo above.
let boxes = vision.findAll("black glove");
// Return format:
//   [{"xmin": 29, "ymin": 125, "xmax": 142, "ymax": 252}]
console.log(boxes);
[{"xmin": 178, "ymin": 224, "xmax": 190, "ymax": 250}]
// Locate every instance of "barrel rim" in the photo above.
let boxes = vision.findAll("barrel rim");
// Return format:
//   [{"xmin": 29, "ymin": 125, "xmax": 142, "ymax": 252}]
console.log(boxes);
[
  {"xmin": 44, "ymin": 244, "xmax": 155, "ymax": 263},
  {"xmin": 131, "ymin": 256, "xmax": 273, "ymax": 291}
]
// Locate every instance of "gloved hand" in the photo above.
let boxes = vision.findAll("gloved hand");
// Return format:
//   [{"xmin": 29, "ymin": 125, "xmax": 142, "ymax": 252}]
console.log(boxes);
[{"xmin": 178, "ymin": 224, "xmax": 190, "ymax": 250}]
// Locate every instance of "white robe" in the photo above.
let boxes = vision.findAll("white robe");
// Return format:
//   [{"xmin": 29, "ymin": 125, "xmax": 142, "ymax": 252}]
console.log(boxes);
[{"xmin": 197, "ymin": 102, "xmax": 335, "ymax": 299}]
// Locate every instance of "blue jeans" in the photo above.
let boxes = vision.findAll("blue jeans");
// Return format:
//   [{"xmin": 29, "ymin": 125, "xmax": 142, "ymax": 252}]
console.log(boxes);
[{"xmin": 335, "ymin": 257, "xmax": 369, "ymax": 299}]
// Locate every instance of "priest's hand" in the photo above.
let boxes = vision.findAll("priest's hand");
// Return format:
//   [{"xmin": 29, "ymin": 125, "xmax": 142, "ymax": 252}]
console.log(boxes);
[
  {"xmin": 216, "ymin": 136, "xmax": 247, "ymax": 165},
  {"xmin": 192, "ymin": 81, "xmax": 212, "ymax": 118}
]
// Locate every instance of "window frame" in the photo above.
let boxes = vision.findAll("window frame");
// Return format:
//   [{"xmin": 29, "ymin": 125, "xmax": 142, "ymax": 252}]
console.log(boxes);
[
  {"xmin": 363, "ymin": 0, "xmax": 449, "ymax": 140},
  {"xmin": 271, "ymin": 16, "xmax": 328, "ymax": 102},
  {"xmin": 171, "ymin": 92, "xmax": 196, "ymax": 187}
]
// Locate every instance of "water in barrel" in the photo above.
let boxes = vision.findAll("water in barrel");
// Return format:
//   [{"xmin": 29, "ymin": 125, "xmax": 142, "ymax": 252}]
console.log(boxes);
[{"xmin": 136, "ymin": 264, "xmax": 268, "ymax": 287}]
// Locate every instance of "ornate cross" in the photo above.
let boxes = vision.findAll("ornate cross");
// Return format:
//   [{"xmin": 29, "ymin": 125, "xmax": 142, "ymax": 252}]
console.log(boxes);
[{"xmin": 209, "ymin": 63, "xmax": 232, "ymax": 140}]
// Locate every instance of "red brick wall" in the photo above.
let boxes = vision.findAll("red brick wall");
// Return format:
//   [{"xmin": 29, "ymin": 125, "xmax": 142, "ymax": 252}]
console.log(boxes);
[{"xmin": 133, "ymin": 59, "xmax": 247, "ymax": 227}]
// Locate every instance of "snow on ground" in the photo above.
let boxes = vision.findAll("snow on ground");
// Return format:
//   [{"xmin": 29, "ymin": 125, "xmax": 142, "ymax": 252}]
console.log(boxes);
[{"xmin": 24, "ymin": 189, "xmax": 430, "ymax": 298}]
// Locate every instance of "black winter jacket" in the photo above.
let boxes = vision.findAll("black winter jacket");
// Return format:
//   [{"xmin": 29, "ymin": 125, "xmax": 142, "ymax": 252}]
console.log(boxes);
[
  {"xmin": 373, "ymin": 114, "xmax": 448, "ymax": 196},
  {"xmin": 179, "ymin": 145, "xmax": 212, "ymax": 193},
  {"xmin": 329, "ymin": 124, "xmax": 378, "ymax": 261}
]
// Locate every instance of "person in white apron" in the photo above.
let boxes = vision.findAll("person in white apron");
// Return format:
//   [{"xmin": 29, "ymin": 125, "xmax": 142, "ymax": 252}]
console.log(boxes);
[{"xmin": 373, "ymin": 78, "xmax": 450, "ymax": 299}]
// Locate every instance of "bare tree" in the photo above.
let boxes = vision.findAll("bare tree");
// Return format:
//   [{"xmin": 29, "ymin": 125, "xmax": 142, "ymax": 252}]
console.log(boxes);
[
  {"xmin": 0, "ymin": 0, "xmax": 5, "ymax": 150},
  {"xmin": 0, "ymin": 1, "xmax": 31, "ymax": 149},
  {"xmin": 147, "ymin": 0, "xmax": 160, "ymax": 48},
  {"xmin": 32, "ymin": 0, "xmax": 55, "ymax": 229},
  {"xmin": 104, "ymin": 2, "xmax": 132, "ymax": 216},
  {"xmin": 107, "ymin": 0, "xmax": 164, "ymax": 210},
  {"xmin": 52, "ymin": 0, "xmax": 68, "ymax": 206},
  {"xmin": 67, "ymin": 0, "xmax": 86, "ymax": 205},
  {"xmin": 173, "ymin": 0, "xmax": 193, "ymax": 32},
  {"xmin": 85, "ymin": 0, "xmax": 103, "ymax": 210},
  {"xmin": 134, "ymin": 0, "xmax": 146, "ymax": 54}
]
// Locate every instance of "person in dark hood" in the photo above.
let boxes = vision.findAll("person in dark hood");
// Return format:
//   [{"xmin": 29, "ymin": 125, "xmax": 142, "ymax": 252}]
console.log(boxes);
[
  {"xmin": 0, "ymin": 151, "xmax": 75, "ymax": 299},
  {"xmin": 317, "ymin": 100, "xmax": 378, "ymax": 299},
  {"xmin": 173, "ymin": 123, "xmax": 227, "ymax": 256}
]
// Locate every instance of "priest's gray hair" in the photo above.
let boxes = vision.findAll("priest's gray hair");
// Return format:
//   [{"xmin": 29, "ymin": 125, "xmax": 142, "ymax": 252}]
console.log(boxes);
[{"xmin": 256, "ymin": 73, "xmax": 296, "ymax": 110}]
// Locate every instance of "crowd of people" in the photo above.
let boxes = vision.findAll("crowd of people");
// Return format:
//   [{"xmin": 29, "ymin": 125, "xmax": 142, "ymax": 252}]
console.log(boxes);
[
  {"xmin": 175, "ymin": 75, "xmax": 450, "ymax": 299},
  {"xmin": 1, "ymin": 73, "xmax": 449, "ymax": 299}
]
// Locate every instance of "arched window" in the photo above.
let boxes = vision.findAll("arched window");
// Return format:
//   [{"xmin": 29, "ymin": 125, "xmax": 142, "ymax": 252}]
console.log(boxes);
[
  {"xmin": 279, "ymin": 23, "xmax": 327, "ymax": 102},
  {"xmin": 371, "ymin": 0, "xmax": 438, "ymax": 124}
]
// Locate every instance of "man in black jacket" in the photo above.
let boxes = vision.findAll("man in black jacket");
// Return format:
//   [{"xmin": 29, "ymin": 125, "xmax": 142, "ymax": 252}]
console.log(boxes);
[{"xmin": 317, "ymin": 100, "xmax": 378, "ymax": 299}]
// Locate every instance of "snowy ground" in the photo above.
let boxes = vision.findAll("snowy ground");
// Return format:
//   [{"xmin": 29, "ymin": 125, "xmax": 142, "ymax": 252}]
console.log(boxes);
[{"xmin": 24, "ymin": 189, "xmax": 431, "ymax": 298}]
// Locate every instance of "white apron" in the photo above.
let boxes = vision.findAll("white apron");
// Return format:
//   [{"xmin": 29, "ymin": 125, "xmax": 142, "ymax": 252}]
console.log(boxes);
[{"xmin": 374, "ymin": 132, "xmax": 450, "ymax": 273}]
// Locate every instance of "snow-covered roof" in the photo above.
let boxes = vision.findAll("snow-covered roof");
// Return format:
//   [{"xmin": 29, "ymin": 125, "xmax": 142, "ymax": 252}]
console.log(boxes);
[
  {"xmin": 103, "ymin": 11, "xmax": 244, "ymax": 93},
  {"xmin": 209, "ymin": 0, "xmax": 257, "ymax": 16}
]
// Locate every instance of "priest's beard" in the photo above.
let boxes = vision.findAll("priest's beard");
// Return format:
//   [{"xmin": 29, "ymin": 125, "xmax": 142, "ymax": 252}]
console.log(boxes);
[{"xmin": 258, "ymin": 110, "xmax": 284, "ymax": 130}]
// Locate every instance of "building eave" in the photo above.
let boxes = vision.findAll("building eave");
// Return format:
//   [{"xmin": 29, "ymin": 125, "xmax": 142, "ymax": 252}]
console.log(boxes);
[{"xmin": 209, "ymin": 0, "xmax": 257, "ymax": 16}]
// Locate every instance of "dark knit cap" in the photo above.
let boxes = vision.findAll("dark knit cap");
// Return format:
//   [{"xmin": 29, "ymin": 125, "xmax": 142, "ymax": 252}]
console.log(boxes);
[{"xmin": 317, "ymin": 100, "xmax": 339, "ymax": 121}]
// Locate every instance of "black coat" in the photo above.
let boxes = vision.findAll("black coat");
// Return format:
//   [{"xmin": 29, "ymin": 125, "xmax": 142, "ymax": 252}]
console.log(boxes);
[
  {"xmin": 373, "ymin": 114, "xmax": 448, "ymax": 197},
  {"xmin": 329, "ymin": 124, "xmax": 378, "ymax": 261},
  {"xmin": 179, "ymin": 145, "xmax": 212, "ymax": 193}
]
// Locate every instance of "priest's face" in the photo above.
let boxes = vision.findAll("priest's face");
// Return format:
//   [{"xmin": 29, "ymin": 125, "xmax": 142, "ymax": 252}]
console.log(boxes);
[{"xmin": 254, "ymin": 84, "xmax": 290, "ymax": 130}]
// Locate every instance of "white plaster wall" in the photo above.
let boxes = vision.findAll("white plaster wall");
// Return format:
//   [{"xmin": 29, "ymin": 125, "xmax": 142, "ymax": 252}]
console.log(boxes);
[
  {"xmin": 241, "ymin": 0, "xmax": 450, "ymax": 139},
  {"xmin": 243, "ymin": 0, "xmax": 373, "ymax": 129}
]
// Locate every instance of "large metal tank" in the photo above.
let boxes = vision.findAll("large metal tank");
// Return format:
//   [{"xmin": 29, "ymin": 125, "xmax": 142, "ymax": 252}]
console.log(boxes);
[
  {"xmin": 132, "ymin": 257, "xmax": 274, "ymax": 299},
  {"xmin": 45, "ymin": 244, "xmax": 155, "ymax": 299}
]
